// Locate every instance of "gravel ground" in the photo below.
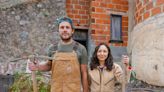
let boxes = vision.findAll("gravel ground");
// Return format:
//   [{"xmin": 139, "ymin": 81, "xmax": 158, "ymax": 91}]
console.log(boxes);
[{"xmin": 126, "ymin": 80, "xmax": 164, "ymax": 92}]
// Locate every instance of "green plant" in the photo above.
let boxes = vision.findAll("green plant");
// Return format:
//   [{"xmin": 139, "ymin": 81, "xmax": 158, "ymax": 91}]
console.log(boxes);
[
  {"xmin": 9, "ymin": 72, "xmax": 50, "ymax": 92},
  {"xmin": 130, "ymin": 70, "xmax": 137, "ymax": 83}
]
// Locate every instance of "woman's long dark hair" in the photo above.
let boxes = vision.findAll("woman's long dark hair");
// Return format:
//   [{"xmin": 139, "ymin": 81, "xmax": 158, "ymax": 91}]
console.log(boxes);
[{"xmin": 90, "ymin": 43, "xmax": 113, "ymax": 71}]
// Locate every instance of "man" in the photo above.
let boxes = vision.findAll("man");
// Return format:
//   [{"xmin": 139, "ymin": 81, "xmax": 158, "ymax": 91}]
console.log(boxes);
[{"xmin": 29, "ymin": 17, "xmax": 88, "ymax": 92}]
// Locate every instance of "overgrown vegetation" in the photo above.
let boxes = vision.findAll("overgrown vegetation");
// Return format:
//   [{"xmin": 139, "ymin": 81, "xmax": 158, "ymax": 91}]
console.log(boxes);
[{"xmin": 9, "ymin": 72, "xmax": 50, "ymax": 92}]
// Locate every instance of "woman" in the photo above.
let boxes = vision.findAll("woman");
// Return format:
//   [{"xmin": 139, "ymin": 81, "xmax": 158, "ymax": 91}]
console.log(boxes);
[{"xmin": 89, "ymin": 43, "xmax": 129, "ymax": 92}]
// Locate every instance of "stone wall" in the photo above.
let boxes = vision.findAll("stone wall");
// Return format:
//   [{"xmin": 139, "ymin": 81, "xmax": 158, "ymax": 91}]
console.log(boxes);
[
  {"xmin": 0, "ymin": 0, "xmax": 34, "ymax": 9},
  {"xmin": 131, "ymin": 13, "xmax": 164, "ymax": 86},
  {"xmin": 0, "ymin": 0, "xmax": 66, "ymax": 74}
]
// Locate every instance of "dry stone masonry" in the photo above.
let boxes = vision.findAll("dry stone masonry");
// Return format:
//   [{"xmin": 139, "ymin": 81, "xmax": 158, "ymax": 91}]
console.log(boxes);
[{"xmin": 0, "ymin": 0, "xmax": 66, "ymax": 75}]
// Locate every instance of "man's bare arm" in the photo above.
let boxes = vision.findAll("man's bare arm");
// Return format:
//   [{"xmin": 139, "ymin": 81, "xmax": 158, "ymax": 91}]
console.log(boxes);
[
  {"xmin": 29, "ymin": 61, "xmax": 51, "ymax": 71},
  {"xmin": 81, "ymin": 64, "xmax": 89, "ymax": 92}
]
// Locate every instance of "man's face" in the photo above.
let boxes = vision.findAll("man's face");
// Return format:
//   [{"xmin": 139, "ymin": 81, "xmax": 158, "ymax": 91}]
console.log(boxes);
[{"xmin": 59, "ymin": 21, "xmax": 74, "ymax": 42}]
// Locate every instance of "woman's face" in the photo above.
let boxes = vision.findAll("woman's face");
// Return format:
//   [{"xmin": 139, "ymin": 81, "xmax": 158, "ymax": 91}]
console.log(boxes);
[{"xmin": 97, "ymin": 45, "xmax": 109, "ymax": 62}]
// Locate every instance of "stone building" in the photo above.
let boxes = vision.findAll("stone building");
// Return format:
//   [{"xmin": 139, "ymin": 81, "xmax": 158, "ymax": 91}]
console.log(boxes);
[{"xmin": 0, "ymin": 0, "xmax": 164, "ymax": 87}]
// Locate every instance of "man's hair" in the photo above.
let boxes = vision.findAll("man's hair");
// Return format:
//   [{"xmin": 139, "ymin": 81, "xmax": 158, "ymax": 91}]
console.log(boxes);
[{"xmin": 56, "ymin": 16, "xmax": 74, "ymax": 29}]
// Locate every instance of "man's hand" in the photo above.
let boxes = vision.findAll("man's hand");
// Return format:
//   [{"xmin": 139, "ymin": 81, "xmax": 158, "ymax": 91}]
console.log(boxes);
[{"xmin": 28, "ymin": 60, "xmax": 39, "ymax": 71}]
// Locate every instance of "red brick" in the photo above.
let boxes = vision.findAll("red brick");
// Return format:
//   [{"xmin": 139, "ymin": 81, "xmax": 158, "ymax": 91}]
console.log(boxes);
[
  {"xmin": 122, "ymin": 42, "xmax": 128, "ymax": 46},
  {"xmin": 146, "ymin": 2, "xmax": 153, "ymax": 10},
  {"xmin": 74, "ymin": 5, "xmax": 81, "ymax": 9},
  {"xmin": 116, "ymin": 5, "xmax": 122, "ymax": 10},
  {"xmin": 115, "ymin": 43, "xmax": 122, "ymax": 47},
  {"xmin": 112, "ymin": 0, "xmax": 121, "ymax": 4},
  {"xmin": 122, "ymin": 6, "xmax": 128, "ymax": 11},
  {"xmin": 81, "ymin": 5, "xmax": 88, "ymax": 10},
  {"xmin": 140, "ymin": 7, "xmax": 145, "ymax": 15},
  {"xmin": 122, "ymin": 1, "xmax": 128, "ymax": 5},
  {"xmin": 103, "ymin": 0, "xmax": 111, "ymax": 2},
  {"xmin": 156, "ymin": 0, "xmax": 164, "ymax": 6},
  {"xmin": 137, "ymin": 2, "xmax": 142, "ymax": 10},
  {"xmin": 135, "ymin": 12, "xmax": 139, "ymax": 19},
  {"xmin": 91, "ymin": 18, "xmax": 95, "ymax": 23},
  {"xmin": 66, "ymin": 0, "xmax": 71, "ymax": 4},
  {"xmin": 143, "ymin": 11, "xmax": 150, "ymax": 20},
  {"xmin": 79, "ymin": 10, "xmax": 86, "ymax": 14},
  {"xmin": 122, "ymin": 17, "xmax": 128, "ymax": 22},
  {"xmin": 74, "ymin": 15, "xmax": 81, "ymax": 19},
  {"xmin": 107, "ymin": 4, "xmax": 114, "ymax": 8},
  {"xmin": 96, "ymin": 19, "xmax": 106, "ymax": 24},
  {"xmin": 91, "ymin": 30, "xmax": 95, "ymax": 34},
  {"xmin": 136, "ymin": 0, "xmax": 140, "ymax": 4},
  {"xmin": 92, "ymin": 7, "xmax": 95, "ymax": 12},
  {"xmin": 72, "ymin": 0, "xmax": 78, "ymax": 4},
  {"xmin": 122, "ymin": 27, "xmax": 128, "ymax": 31},
  {"xmin": 100, "ymin": 2, "xmax": 107, "ymax": 7},
  {"xmin": 95, "ymin": 30, "xmax": 104, "ymax": 34},
  {"xmin": 136, "ymin": 15, "xmax": 142, "ymax": 23},
  {"xmin": 122, "ymin": 31, "xmax": 128, "ymax": 36},
  {"xmin": 68, "ymin": 14, "xmax": 74, "ymax": 18},
  {"xmin": 95, "ymin": 7, "xmax": 104, "ymax": 13},
  {"xmin": 80, "ymin": 20, "xmax": 86, "ymax": 24},
  {"xmin": 91, "ymin": 24, "xmax": 97, "ymax": 29},
  {"xmin": 82, "ymin": 15, "xmax": 88, "ymax": 19},
  {"xmin": 66, "ymin": 4, "xmax": 72, "ymax": 9},
  {"xmin": 91, "ymin": 13, "xmax": 108, "ymax": 19},
  {"xmin": 123, "ymin": 36, "xmax": 128, "ymax": 41},
  {"xmin": 92, "ymin": 2, "xmax": 100, "ymax": 7},
  {"xmin": 151, "ymin": 7, "xmax": 161, "ymax": 16},
  {"xmin": 122, "ymin": 21, "xmax": 128, "ymax": 27},
  {"xmin": 103, "ymin": 31, "xmax": 110, "ymax": 35},
  {"xmin": 79, "ymin": 1, "xmax": 85, "ymax": 5},
  {"xmin": 66, "ymin": 9, "xmax": 73, "ymax": 13},
  {"xmin": 72, "ymin": 9, "xmax": 79, "ymax": 14},
  {"xmin": 144, "ymin": 0, "xmax": 149, "ymax": 4}
]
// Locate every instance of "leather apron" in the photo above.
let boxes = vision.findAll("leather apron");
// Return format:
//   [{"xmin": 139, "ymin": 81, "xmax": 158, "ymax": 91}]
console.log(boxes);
[{"xmin": 51, "ymin": 51, "xmax": 81, "ymax": 92}]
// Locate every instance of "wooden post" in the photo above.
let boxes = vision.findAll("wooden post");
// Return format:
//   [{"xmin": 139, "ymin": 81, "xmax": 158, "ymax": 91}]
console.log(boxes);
[{"xmin": 32, "ymin": 70, "xmax": 38, "ymax": 92}]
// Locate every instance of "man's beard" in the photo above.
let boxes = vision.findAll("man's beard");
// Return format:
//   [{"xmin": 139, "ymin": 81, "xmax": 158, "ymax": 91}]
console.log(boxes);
[{"xmin": 60, "ymin": 35, "xmax": 72, "ymax": 42}]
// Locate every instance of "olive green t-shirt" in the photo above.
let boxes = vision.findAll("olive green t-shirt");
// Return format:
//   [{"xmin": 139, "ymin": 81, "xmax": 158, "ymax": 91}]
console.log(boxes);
[{"xmin": 48, "ymin": 41, "xmax": 88, "ymax": 64}]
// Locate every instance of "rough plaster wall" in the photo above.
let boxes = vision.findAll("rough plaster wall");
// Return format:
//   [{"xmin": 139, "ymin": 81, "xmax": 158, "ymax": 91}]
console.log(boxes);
[
  {"xmin": 127, "ymin": 0, "xmax": 135, "ymax": 55},
  {"xmin": 131, "ymin": 13, "xmax": 164, "ymax": 86},
  {"xmin": 0, "ymin": 0, "xmax": 66, "ymax": 74}
]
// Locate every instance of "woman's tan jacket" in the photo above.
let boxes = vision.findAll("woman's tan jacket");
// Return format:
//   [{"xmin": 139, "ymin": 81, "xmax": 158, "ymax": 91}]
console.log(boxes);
[{"xmin": 88, "ymin": 63, "xmax": 123, "ymax": 92}]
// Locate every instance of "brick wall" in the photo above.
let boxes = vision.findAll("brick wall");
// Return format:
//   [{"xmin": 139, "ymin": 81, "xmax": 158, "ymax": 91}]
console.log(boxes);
[
  {"xmin": 66, "ymin": 0, "xmax": 90, "ymax": 27},
  {"xmin": 66, "ymin": 0, "xmax": 128, "ymax": 46},
  {"xmin": 135, "ymin": 0, "xmax": 164, "ymax": 24},
  {"xmin": 90, "ymin": 0, "xmax": 128, "ymax": 46}
]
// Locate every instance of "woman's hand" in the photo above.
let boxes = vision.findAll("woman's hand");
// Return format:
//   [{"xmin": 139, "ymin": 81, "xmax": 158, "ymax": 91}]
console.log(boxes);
[{"xmin": 122, "ymin": 55, "xmax": 129, "ymax": 66}]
